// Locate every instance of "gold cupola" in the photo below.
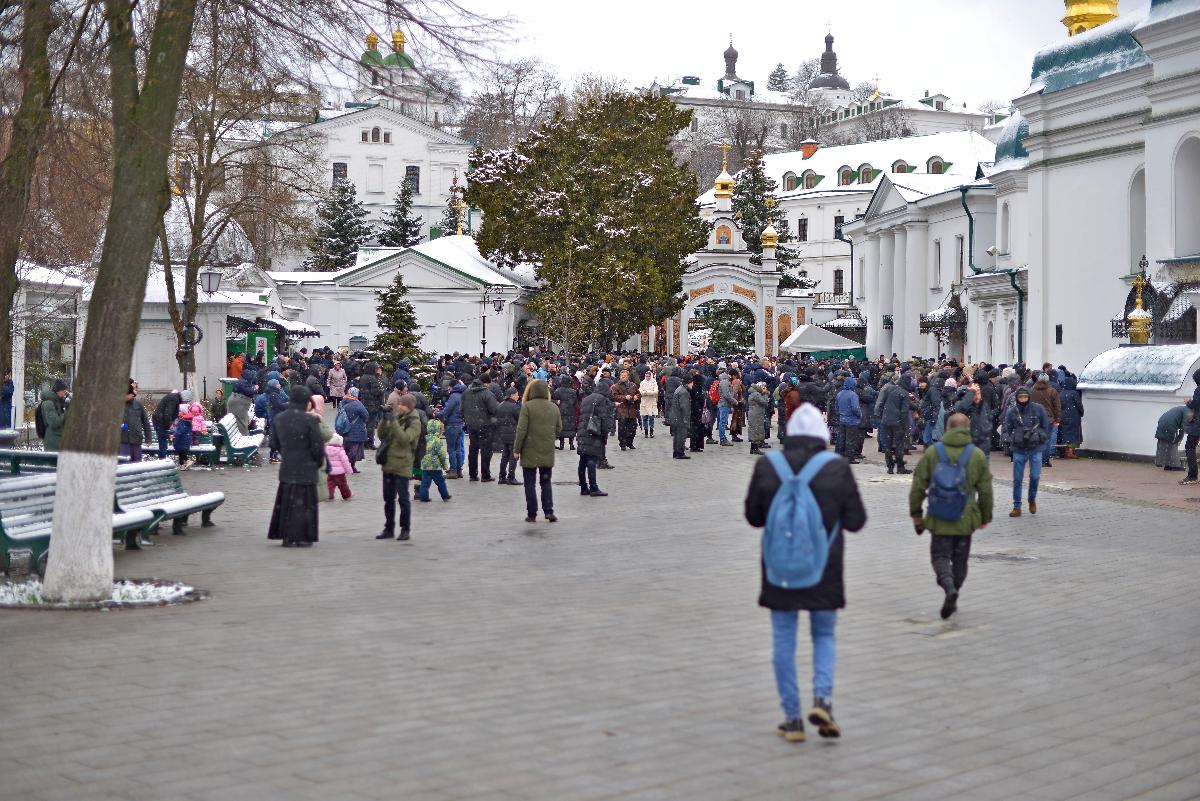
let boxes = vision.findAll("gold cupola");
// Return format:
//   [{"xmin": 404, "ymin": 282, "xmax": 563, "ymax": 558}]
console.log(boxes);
[
  {"xmin": 760, "ymin": 196, "xmax": 779, "ymax": 248},
  {"xmin": 1062, "ymin": 0, "xmax": 1119, "ymax": 36},
  {"xmin": 714, "ymin": 144, "xmax": 734, "ymax": 199},
  {"xmin": 365, "ymin": 31, "xmax": 379, "ymax": 50}
]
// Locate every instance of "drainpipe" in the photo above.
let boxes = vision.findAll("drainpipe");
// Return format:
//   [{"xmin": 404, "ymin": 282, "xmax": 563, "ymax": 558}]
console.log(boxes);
[
  {"xmin": 834, "ymin": 226, "xmax": 854, "ymax": 301},
  {"xmin": 960, "ymin": 186, "xmax": 1024, "ymax": 363}
]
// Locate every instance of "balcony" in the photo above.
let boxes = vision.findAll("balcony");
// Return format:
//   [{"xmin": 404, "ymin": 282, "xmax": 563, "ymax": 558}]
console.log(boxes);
[{"xmin": 814, "ymin": 292, "xmax": 852, "ymax": 307}]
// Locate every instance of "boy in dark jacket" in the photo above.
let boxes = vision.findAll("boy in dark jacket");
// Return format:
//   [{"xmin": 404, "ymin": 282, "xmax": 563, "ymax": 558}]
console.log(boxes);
[
  {"xmin": 744, "ymin": 405, "xmax": 867, "ymax": 743},
  {"xmin": 494, "ymin": 387, "xmax": 522, "ymax": 485}
]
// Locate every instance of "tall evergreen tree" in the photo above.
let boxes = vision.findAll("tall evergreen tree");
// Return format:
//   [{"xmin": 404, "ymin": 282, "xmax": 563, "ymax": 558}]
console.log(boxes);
[
  {"xmin": 371, "ymin": 272, "xmax": 426, "ymax": 367},
  {"xmin": 302, "ymin": 178, "xmax": 373, "ymax": 271},
  {"xmin": 438, "ymin": 190, "xmax": 463, "ymax": 236},
  {"xmin": 731, "ymin": 152, "xmax": 814, "ymax": 289},
  {"xmin": 377, "ymin": 180, "xmax": 424, "ymax": 247},
  {"xmin": 468, "ymin": 92, "xmax": 708, "ymax": 351},
  {"xmin": 767, "ymin": 62, "xmax": 791, "ymax": 92}
]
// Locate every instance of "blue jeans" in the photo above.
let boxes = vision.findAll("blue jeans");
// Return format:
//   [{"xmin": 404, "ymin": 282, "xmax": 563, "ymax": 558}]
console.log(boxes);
[
  {"xmin": 1012, "ymin": 449, "xmax": 1042, "ymax": 508},
  {"xmin": 641, "ymin": 414, "xmax": 655, "ymax": 434},
  {"xmin": 154, "ymin": 422, "xmax": 170, "ymax": 459},
  {"xmin": 445, "ymin": 423, "xmax": 463, "ymax": 473},
  {"xmin": 922, "ymin": 420, "xmax": 936, "ymax": 447},
  {"xmin": 418, "ymin": 469, "xmax": 450, "ymax": 501},
  {"xmin": 1044, "ymin": 424, "xmax": 1059, "ymax": 464},
  {"xmin": 771, "ymin": 609, "xmax": 837, "ymax": 720},
  {"xmin": 577, "ymin": 453, "xmax": 598, "ymax": 492},
  {"xmin": 718, "ymin": 405, "xmax": 730, "ymax": 441}
]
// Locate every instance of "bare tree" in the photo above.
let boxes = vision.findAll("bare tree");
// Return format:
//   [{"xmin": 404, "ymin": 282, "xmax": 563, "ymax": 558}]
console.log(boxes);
[
  {"xmin": 458, "ymin": 58, "xmax": 562, "ymax": 149},
  {"xmin": 853, "ymin": 104, "xmax": 913, "ymax": 143},
  {"xmin": 851, "ymin": 81, "xmax": 876, "ymax": 103}
]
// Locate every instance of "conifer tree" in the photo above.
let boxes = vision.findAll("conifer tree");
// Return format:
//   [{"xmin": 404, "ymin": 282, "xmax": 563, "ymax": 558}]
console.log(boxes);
[
  {"xmin": 438, "ymin": 190, "xmax": 463, "ymax": 236},
  {"xmin": 731, "ymin": 152, "xmax": 813, "ymax": 288},
  {"xmin": 767, "ymin": 63, "xmax": 791, "ymax": 92},
  {"xmin": 303, "ymin": 178, "xmax": 373, "ymax": 271},
  {"xmin": 371, "ymin": 272, "xmax": 426, "ymax": 366},
  {"xmin": 377, "ymin": 180, "xmax": 424, "ymax": 247}
]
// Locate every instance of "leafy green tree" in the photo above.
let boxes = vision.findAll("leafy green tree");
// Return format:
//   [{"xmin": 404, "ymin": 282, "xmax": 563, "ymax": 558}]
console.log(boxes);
[
  {"xmin": 371, "ymin": 272, "xmax": 426, "ymax": 367},
  {"xmin": 696, "ymin": 300, "xmax": 755, "ymax": 353},
  {"xmin": 767, "ymin": 63, "xmax": 791, "ymax": 92},
  {"xmin": 467, "ymin": 92, "xmax": 708, "ymax": 351},
  {"xmin": 302, "ymin": 178, "xmax": 372, "ymax": 271},
  {"xmin": 377, "ymin": 180, "xmax": 423, "ymax": 247}
]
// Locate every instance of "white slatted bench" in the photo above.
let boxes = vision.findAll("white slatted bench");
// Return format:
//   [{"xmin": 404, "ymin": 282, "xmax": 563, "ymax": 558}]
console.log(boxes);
[
  {"xmin": 217, "ymin": 413, "xmax": 263, "ymax": 467},
  {"xmin": 114, "ymin": 460, "xmax": 225, "ymax": 536}
]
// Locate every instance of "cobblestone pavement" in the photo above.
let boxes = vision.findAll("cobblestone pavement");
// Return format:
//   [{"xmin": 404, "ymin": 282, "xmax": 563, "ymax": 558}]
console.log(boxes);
[{"xmin": 2, "ymin": 430, "xmax": 1199, "ymax": 801}]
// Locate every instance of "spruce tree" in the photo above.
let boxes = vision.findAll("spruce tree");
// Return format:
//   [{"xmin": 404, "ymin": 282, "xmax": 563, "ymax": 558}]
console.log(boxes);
[
  {"xmin": 767, "ymin": 63, "xmax": 791, "ymax": 92},
  {"xmin": 731, "ymin": 152, "xmax": 807, "ymax": 280},
  {"xmin": 377, "ymin": 180, "xmax": 424, "ymax": 247},
  {"xmin": 303, "ymin": 178, "xmax": 373, "ymax": 271},
  {"xmin": 438, "ymin": 189, "xmax": 464, "ymax": 236},
  {"xmin": 371, "ymin": 272, "xmax": 426, "ymax": 367}
]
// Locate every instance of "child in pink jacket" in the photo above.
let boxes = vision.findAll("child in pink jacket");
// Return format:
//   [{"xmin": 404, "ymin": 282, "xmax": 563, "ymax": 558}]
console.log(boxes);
[
  {"xmin": 325, "ymin": 433, "xmax": 353, "ymax": 500},
  {"xmin": 188, "ymin": 401, "xmax": 207, "ymax": 434}
]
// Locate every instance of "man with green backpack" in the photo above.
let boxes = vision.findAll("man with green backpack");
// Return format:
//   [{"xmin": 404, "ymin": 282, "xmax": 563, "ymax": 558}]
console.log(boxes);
[{"xmin": 908, "ymin": 413, "xmax": 994, "ymax": 620}]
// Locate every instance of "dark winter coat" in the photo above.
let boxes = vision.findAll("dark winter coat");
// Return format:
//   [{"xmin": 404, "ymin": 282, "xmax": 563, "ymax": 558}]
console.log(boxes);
[
  {"xmin": 875, "ymin": 381, "xmax": 912, "ymax": 428},
  {"xmin": 1, "ymin": 378, "xmax": 13, "ymax": 429},
  {"xmin": 1031, "ymin": 378, "xmax": 1061, "ymax": 425},
  {"xmin": 358, "ymin": 373, "xmax": 385, "ymax": 414},
  {"xmin": 339, "ymin": 397, "xmax": 370, "ymax": 443},
  {"xmin": 39, "ymin": 389, "xmax": 67, "ymax": 450},
  {"xmin": 744, "ymin": 436, "xmax": 867, "ymax": 610},
  {"xmin": 1005, "ymin": 400, "xmax": 1052, "ymax": 453},
  {"xmin": 663, "ymin": 369, "xmax": 683, "ymax": 420},
  {"xmin": 611, "ymin": 380, "xmax": 640, "ymax": 420},
  {"xmin": 461, "ymin": 380, "xmax": 500, "ymax": 432},
  {"xmin": 834, "ymin": 377, "xmax": 862, "ymax": 426},
  {"xmin": 152, "ymin": 392, "xmax": 182, "ymax": 430},
  {"xmin": 856, "ymin": 377, "xmax": 877, "ymax": 429},
  {"xmin": 746, "ymin": 385, "xmax": 769, "ymax": 443},
  {"xmin": 1058, "ymin": 377, "xmax": 1084, "ymax": 445},
  {"xmin": 121, "ymin": 397, "xmax": 152, "ymax": 445},
  {"xmin": 952, "ymin": 392, "xmax": 993, "ymax": 451},
  {"xmin": 576, "ymin": 390, "xmax": 611, "ymax": 457},
  {"xmin": 1157, "ymin": 406, "xmax": 1189, "ymax": 442},
  {"xmin": 553, "ymin": 383, "xmax": 580, "ymax": 435},
  {"xmin": 670, "ymin": 384, "xmax": 692, "ymax": 429},
  {"xmin": 269, "ymin": 405, "xmax": 325, "ymax": 485},
  {"xmin": 1188, "ymin": 370, "xmax": 1200, "ymax": 436},
  {"xmin": 305, "ymin": 374, "xmax": 325, "ymax": 399},
  {"xmin": 492, "ymin": 399, "xmax": 521, "ymax": 447}
]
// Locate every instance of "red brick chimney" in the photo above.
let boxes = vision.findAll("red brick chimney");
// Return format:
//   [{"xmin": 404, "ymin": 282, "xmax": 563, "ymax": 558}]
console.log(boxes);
[{"xmin": 800, "ymin": 139, "xmax": 820, "ymax": 159}]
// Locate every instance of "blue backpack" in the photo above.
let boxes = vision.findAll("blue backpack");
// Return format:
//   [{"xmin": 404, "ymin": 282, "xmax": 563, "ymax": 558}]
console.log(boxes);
[
  {"xmin": 762, "ymin": 450, "xmax": 840, "ymax": 589},
  {"xmin": 927, "ymin": 442, "xmax": 974, "ymax": 521},
  {"xmin": 334, "ymin": 408, "xmax": 350, "ymax": 436}
]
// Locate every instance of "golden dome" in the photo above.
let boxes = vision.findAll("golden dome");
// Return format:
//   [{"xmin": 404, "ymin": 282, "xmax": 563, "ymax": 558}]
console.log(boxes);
[
  {"xmin": 392, "ymin": 29, "xmax": 406, "ymax": 52},
  {"xmin": 1062, "ymin": 0, "xmax": 1119, "ymax": 36},
  {"xmin": 365, "ymin": 31, "xmax": 379, "ymax": 50},
  {"xmin": 760, "ymin": 222, "xmax": 779, "ymax": 249},
  {"xmin": 713, "ymin": 143, "xmax": 734, "ymax": 199}
]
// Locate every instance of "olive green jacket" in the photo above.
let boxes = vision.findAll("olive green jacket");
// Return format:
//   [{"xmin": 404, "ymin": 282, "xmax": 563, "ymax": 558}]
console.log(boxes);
[
  {"xmin": 513, "ymin": 379, "xmax": 562, "ymax": 468},
  {"xmin": 377, "ymin": 409, "xmax": 421, "ymax": 476},
  {"xmin": 908, "ymin": 427, "xmax": 994, "ymax": 535}
]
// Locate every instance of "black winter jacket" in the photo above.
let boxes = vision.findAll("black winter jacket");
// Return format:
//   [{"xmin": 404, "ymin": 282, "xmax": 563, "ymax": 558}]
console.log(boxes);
[
  {"xmin": 492, "ymin": 399, "xmax": 521, "ymax": 447},
  {"xmin": 462, "ymin": 381, "xmax": 500, "ymax": 432},
  {"xmin": 744, "ymin": 437, "xmax": 867, "ymax": 610},
  {"xmin": 269, "ymin": 405, "xmax": 326, "ymax": 485}
]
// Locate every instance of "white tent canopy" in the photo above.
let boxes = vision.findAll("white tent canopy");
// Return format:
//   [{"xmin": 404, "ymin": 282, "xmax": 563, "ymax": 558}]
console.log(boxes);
[{"xmin": 779, "ymin": 325, "xmax": 863, "ymax": 354}]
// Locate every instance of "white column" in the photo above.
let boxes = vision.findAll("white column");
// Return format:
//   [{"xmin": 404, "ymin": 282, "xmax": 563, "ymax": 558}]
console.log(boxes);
[
  {"xmin": 879, "ymin": 230, "xmax": 896, "ymax": 357},
  {"xmin": 863, "ymin": 235, "xmax": 882, "ymax": 356},
  {"xmin": 893, "ymin": 227, "xmax": 909, "ymax": 358},
  {"xmin": 905, "ymin": 222, "xmax": 930, "ymax": 358}
]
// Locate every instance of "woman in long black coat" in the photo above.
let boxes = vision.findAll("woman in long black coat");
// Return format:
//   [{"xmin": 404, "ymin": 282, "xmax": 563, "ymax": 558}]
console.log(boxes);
[
  {"xmin": 552, "ymin": 375, "xmax": 579, "ymax": 450},
  {"xmin": 1058, "ymin": 375, "xmax": 1084, "ymax": 452},
  {"xmin": 268, "ymin": 386, "xmax": 326, "ymax": 547}
]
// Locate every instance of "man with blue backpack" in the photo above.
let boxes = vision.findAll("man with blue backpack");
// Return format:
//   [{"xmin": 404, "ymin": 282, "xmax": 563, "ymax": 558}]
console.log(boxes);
[
  {"xmin": 908, "ymin": 413, "xmax": 994, "ymax": 620},
  {"xmin": 744, "ymin": 404, "xmax": 867, "ymax": 743}
]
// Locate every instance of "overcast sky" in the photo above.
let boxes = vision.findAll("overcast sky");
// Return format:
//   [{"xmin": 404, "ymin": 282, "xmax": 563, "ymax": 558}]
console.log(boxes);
[{"xmin": 486, "ymin": 0, "xmax": 1151, "ymax": 106}]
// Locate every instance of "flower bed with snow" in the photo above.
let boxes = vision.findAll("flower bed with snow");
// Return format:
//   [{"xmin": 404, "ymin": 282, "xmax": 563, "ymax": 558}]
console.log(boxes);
[{"xmin": 0, "ymin": 579, "xmax": 206, "ymax": 610}]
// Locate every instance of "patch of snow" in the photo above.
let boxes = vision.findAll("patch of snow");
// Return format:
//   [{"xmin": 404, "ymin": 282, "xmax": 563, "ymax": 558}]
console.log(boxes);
[
  {"xmin": 0, "ymin": 578, "xmax": 196, "ymax": 607},
  {"xmin": 1078, "ymin": 344, "xmax": 1200, "ymax": 392},
  {"xmin": 1139, "ymin": 0, "xmax": 1200, "ymax": 28}
]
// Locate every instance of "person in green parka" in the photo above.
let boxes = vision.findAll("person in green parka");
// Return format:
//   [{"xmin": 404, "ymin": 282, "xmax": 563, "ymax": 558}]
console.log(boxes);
[
  {"xmin": 376, "ymin": 393, "xmax": 422, "ymax": 542},
  {"xmin": 513, "ymin": 378, "xmax": 562, "ymax": 524},
  {"xmin": 39, "ymin": 380, "xmax": 69, "ymax": 451},
  {"xmin": 908, "ymin": 413, "xmax": 994, "ymax": 620}
]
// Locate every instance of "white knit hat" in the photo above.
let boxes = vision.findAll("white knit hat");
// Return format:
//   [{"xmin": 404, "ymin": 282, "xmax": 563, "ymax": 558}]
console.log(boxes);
[{"xmin": 786, "ymin": 403, "xmax": 830, "ymax": 443}]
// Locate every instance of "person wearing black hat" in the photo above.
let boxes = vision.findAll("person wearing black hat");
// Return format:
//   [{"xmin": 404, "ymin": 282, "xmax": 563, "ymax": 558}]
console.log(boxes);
[
  {"xmin": 39, "ymin": 379, "xmax": 70, "ymax": 451},
  {"xmin": 1004, "ymin": 386, "xmax": 1051, "ymax": 517},
  {"xmin": 267, "ymin": 386, "xmax": 325, "ymax": 547}
]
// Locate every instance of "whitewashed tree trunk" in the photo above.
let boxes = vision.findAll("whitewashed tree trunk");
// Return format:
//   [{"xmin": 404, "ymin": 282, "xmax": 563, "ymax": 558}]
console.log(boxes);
[{"xmin": 41, "ymin": 451, "xmax": 116, "ymax": 601}]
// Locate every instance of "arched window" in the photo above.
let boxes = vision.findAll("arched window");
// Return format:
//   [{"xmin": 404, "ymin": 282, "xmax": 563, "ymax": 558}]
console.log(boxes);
[
  {"xmin": 1173, "ymin": 138, "xmax": 1200, "ymax": 258},
  {"xmin": 371, "ymin": 127, "xmax": 381, "ymax": 143},
  {"xmin": 1130, "ymin": 168, "xmax": 1146, "ymax": 271},
  {"xmin": 859, "ymin": 164, "xmax": 873, "ymax": 184},
  {"xmin": 782, "ymin": 172, "xmax": 798, "ymax": 191},
  {"xmin": 928, "ymin": 157, "xmax": 944, "ymax": 174},
  {"xmin": 839, "ymin": 167, "xmax": 853, "ymax": 186},
  {"xmin": 987, "ymin": 320, "xmax": 994, "ymax": 362},
  {"xmin": 804, "ymin": 172, "xmax": 817, "ymax": 189},
  {"xmin": 892, "ymin": 160, "xmax": 908, "ymax": 173},
  {"xmin": 716, "ymin": 225, "xmax": 732, "ymax": 246},
  {"xmin": 1000, "ymin": 202, "xmax": 1011, "ymax": 255},
  {"xmin": 1007, "ymin": 319, "xmax": 1016, "ymax": 363}
]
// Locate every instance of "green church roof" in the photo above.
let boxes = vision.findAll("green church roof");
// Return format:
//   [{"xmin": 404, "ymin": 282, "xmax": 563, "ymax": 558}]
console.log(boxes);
[
  {"xmin": 1028, "ymin": 14, "xmax": 1150, "ymax": 95},
  {"xmin": 360, "ymin": 49, "xmax": 385, "ymax": 66},
  {"xmin": 993, "ymin": 110, "xmax": 1029, "ymax": 167},
  {"xmin": 383, "ymin": 52, "xmax": 415, "ymax": 68}
]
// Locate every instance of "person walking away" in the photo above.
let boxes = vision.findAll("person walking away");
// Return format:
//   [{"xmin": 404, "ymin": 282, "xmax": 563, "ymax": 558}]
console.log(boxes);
[
  {"xmin": 874, "ymin": 374, "xmax": 913, "ymax": 474},
  {"xmin": 689, "ymin": 370, "xmax": 708, "ymax": 452},
  {"xmin": 552, "ymin": 375, "xmax": 579, "ymax": 451},
  {"xmin": 376, "ymin": 393, "xmax": 422, "ymax": 541},
  {"xmin": 327, "ymin": 361, "xmax": 348, "ymax": 408},
  {"xmin": 671, "ymin": 375, "xmax": 694, "ymax": 459},
  {"xmin": 338, "ymin": 387, "xmax": 369, "ymax": 473},
  {"xmin": 729, "ymin": 370, "xmax": 745, "ymax": 442},
  {"xmin": 325, "ymin": 433, "xmax": 353, "ymax": 501},
  {"xmin": 717, "ymin": 369, "xmax": 735, "ymax": 446},
  {"xmin": 1005, "ymin": 387, "xmax": 1051, "ymax": 517},
  {"xmin": 267, "ymin": 386, "xmax": 325, "ymax": 547},
  {"xmin": 439, "ymin": 380, "xmax": 466, "ymax": 477},
  {"xmin": 1030, "ymin": 373, "xmax": 1061, "ymax": 467},
  {"xmin": 172, "ymin": 405, "xmax": 194, "ymax": 469},
  {"xmin": 638, "ymin": 371, "xmax": 658, "ymax": 438},
  {"xmin": 513, "ymin": 378, "xmax": 561, "ymax": 522},
  {"xmin": 918, "ymin": 377, "xmax": 939, "ymax": 448},
  {"xmin": 577, "ymin": 382, "xmax": 610, "ymax": 496},
  {"xmin": 494, "ymin": 386, "xmax": 522, "ymax": 485},
  {"xmin": 612, "ymin": 369, "xmax": 640, "ymax": 450},
  {"xmin": 462, "ymin": 372, "xmax": 499, "ymax": 482},
  {"xmin": 1058, "ymin": 375, "xmax": 1084, "ymax": 459},
  {"xmin": 120, "ymin": 382, "xmax": 152, "ymax": 462},
  {"xmin": 743, "ymin": 404, "xmax": 867, "ymax": 742},
  {"xmin": 1154, "ymin": 404, "xmax": 1190, "ymax": 472},
  {"xmin": 834, "ymin": 377, "xmax": 862, "ymax": 464},
  {"xmin": 417, "ymin": 419, "xmax": 452, "ymax": 502},
  {"xmin": 747, "ymin": 381, "xmax": 769, "ymax": 455},
  {"xmin": 908, "ymin": 413, "xmax": 993, "ymax": 619}
]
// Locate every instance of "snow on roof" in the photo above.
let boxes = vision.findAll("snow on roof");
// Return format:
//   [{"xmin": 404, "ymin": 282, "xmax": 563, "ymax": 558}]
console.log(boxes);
[
  {"xmin": 893, "ymin": 173, "xmax": 985, "ymax": 204},
  {"xmin": 987, "ymin": 110, "xmax": 1031, "ymax": 174},
  {"xmin": 665, "ymin": 82, "xmax": 794, "ymax": 106},
  {"xmin": 1079, "ymin": 344, "xmax": 1200, "ymax": 392},
  {"xmin": 409, "ymin": 235, "xmax": 526, "ymax": 288},
  {"xmin": 821, "ymin": 315, "xmax": 866, "ymax": 329},
  {"xmin": 260, "ymin": 316, "xmax": 320, "ymax": 335},
  {"xmin": 1027, "ymin": 12, "xmax": 1150, "ymax": 95},
  {"xmin": 126, "ymin": 263, "xmax": 270, "ymax": 306},
  {"xmin": 1139, "ymin": 0, "xmax": 1200, "ymax": 28},
  {"xmin": 699, "ymin": 131, "xmax": 995, "ymax": 205},
  {"xmin": 16, "ymin": 261, "xmax": 87, "ymax": 289}
]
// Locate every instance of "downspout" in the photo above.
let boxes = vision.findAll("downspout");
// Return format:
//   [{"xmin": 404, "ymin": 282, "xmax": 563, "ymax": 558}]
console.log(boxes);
[
  {"xmin": 834, "ymin": 226, "xmax": 854, "ymax": 300},
  {"xmin": 960, "ymin": 186, "xmax": 1024, "ymax": 363}
]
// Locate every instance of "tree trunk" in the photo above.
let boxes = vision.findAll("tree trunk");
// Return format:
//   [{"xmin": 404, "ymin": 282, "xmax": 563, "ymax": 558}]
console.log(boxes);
[
  {"xmin": 43, "ymin": 0, "xmax": 199, "ymax": 603},
  {"xmin": 0, "ymin": 0, "xmax": 58, "ymax": 376}
]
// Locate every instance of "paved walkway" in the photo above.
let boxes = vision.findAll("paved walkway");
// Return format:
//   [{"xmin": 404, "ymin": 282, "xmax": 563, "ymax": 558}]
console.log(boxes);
[{"xmin": 2, "ymin": 430, "xmax": 1199, "ymax": 801}]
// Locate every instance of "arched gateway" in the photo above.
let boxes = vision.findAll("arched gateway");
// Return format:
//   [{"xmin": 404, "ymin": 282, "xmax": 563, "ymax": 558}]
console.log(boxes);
[{"xmin": 642, "ymin": 152, "xmax": 802, "ymax": 356}]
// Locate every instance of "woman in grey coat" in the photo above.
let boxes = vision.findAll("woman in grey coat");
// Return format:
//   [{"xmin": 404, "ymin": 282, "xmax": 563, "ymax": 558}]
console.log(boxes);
[{"xmin": 747, "ymin": 382, "xmax": 770, "ymax": 454}]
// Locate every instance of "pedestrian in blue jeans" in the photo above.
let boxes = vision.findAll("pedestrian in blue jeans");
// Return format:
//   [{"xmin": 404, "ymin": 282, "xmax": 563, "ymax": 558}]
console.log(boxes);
[
  {"xmin": 1005, "ymin": 387, "xmax": 1051, "ymax": 517},
  {"xmin": 743, "ymin": 405, "xmax": 867, "ymax": 742}
]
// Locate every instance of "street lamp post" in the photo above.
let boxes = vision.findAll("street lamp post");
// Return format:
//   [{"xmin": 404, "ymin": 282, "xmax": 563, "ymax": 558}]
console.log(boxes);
[
  {"xmin": 179, "ymin": 269, "xmax": 223, "ymax": 390},
  {"xmin": 480, "ymin": 285, "xmax": 506, "ymax": 355}
]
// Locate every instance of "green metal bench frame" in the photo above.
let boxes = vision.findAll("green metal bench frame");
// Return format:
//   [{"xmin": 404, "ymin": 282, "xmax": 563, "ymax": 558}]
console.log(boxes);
[{"xmin": 114, "ymin": 460, "xmax": 225, "ymax": 536}]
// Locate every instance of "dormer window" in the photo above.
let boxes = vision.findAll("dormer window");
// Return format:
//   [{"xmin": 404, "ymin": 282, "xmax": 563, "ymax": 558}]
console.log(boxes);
[
  {"xmin": 892, "ymin": 160, "xmax": 909, "ymax": 173},
  {"xmin": 928, "ymin": 157, "xmax": 944, "ymax": 175},
  {"xmin": 804, "ymin": 172, "xmax": 817, "ymax": 189},
  {"xmin": 735, "ymin": 89, "xmax": 745, "ymax": 100},
  {"xmin": 783, "ymin": 172, "xmax": 798, "ymax": 191},
  {"xmin": 935, "ymin": 100, "xmax": 945, "ymax": 111},
  {"xmin": 859, "ymin": 164, "xmax": 874, "ymax": 184},
  {"xmin": 839, "ymin": 167, "xmax": 854, "ymax": 186}
]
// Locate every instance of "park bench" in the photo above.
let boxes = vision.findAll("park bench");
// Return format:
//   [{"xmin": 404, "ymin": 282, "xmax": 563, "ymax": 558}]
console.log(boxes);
[
  {"xmin": 145, "ymin": 426, "xmax": 217, "ymax": 464},
  {"xmin": 114, "ymin": 459, "xmax": 225, "ymax": 536},
  {"xmin": 216, "ymin": 414, "xmax": 263, "ymax": 467},
  {"xmin": 0, "ymin": 473, "xmax": 155, "ymax": 578},
  {"xmin": 0, "ymin": 448, "xmax": 60, "ymax": 476}
]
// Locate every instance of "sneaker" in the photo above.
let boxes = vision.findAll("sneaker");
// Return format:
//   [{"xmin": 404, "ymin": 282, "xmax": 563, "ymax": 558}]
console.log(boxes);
[
  {"xmin": 1180, "ymin": 478, "xmax": 1199, "ymax": 485},
  {"xmin": 524, "ymin": 515, "xmax": 537, "ymax": 523},
  {"xmin": 1009, "ymin": 507, "xmax": 1022, "ymax": 518},
  {"xmin": 896, "ymin": 467, "xmax": 912, "ymax": 475},
  {"xmin": 887, "ymin": 466, "xmax": 894, "ymax": 475},
  {"xmin": 442, "ymin": 495, "xmax": 452, "ymax": 502},
  {"xmin": 807, "ymin": 698, "xmax": 841, "ymax": 738},
  {"xmin": 482, "ymin": 477, "xmax": 495, "ymax": 483},
  {"xmin": 940, "ymin": 590, "xmax": 959, "ymax": 620},
  {"xmin": 375, "ymin": 531, "xmax": 394, "ymax": 540},
  {"xmin": 497, "ymin": 477, "xmax": 509, "ymax": 485},
  {"xmin": 1029, "ymin": 500, "xmax": 1038, "ymax": 515},
  {"xmin": 720, "ymin": 441, "xmax": 733, "ymax": 447},
  {"xmin": 580, "ymin": 487, "xmax": 591, "ymax": 495},
  {"xmin": 545, "ymin": 514, "xmax": 558, "ymax": 522},
  {"xmin": 776, "ymin": 718, "xmax": 806, "ymax": 743},
  {"xmin": 397, "ymin": 529, "xmax": 410, "ymax": 542},
  {"xmin": 589, "ymin": 490, "xmax": 608, "ymax": 497}
]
